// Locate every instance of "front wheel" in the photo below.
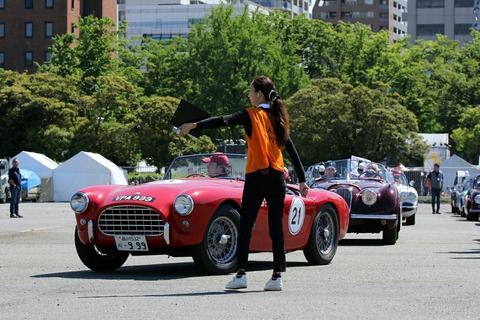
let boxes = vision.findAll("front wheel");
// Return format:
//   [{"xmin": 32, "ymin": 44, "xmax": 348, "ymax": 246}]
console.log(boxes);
[
  {"xmin": 303, "ymin": 204, "xmax": 339, "ymax": 265},
  {"xmin": 74, "ymin": 227, "xmax": 129, "ymax": 272},
  {"xmin": 191, "ymin": 204, "xmax": 240, "ymax": 274},
  {"xmin": 405, "ymin": 213, "xmax": 415, "ymax": 226},
  {"xmin": 383, "ymin": 224, "xmax": 398, "ymax": 245}
]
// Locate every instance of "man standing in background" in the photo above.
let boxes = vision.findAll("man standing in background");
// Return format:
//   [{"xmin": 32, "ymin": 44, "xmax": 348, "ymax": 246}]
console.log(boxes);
[
  {"xmin": 8, "ymin": 158, "xmax": 23, "ymax": 218},
  {"xmin": 427, "ymin": 163, "xmax": 443, "ymax": 214}
]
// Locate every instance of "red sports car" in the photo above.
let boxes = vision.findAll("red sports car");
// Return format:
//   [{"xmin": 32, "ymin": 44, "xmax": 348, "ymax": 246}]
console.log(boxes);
[{"xmin": 71, "ymin": 153, "xmax": 349, "ymax": 274}]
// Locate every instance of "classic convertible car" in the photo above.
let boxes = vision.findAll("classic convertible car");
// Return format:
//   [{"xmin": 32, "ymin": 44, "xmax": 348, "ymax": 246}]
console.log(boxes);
[
  {"xmin": 391, "ymin": 170, "xmax": 418, "ymax": 225},
  {"xmin": 307, "ymin": 158, "xmax": 401, "ymax": 245},
  {"xmin": 463, "ymin": 174, "xmax": 480, "ymax": 221},
  {"xmin": 71, "ymin": 153, "xmax": 350, "ymax": 274}
]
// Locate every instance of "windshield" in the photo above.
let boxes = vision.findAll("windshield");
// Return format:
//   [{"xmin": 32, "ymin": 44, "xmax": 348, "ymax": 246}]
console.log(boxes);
[
  {"xmin": 163, "ymin": 154, "xmax": 247, "ymax": 180},
  {"xmin": 392, "ymin": 171, "xmax": 408, "ymax": 186},
  {"xmin": 306, "ymin": 158, "xmax": 393, "ymax": 185}
]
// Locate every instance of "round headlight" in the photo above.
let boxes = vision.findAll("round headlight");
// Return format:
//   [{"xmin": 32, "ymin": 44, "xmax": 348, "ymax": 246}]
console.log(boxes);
[
  {"xmin": 408, "ymin": 192, "xmax": 417, "ymax": 201},
  {"xmin": 361, "ymin": 190, "xmax": 378, "ymax": 206},
  {"xmin": 474, "ymin": 194, "xmax": 480, "ymax": 205},
  {"xmin": 70, "ymin": 192, "xmax": 89, "ymax": 213},
  {"xmin": 174, "ymin": 194, "xmax": 194, "ymax": 216},
  {"xmin": 401, "ymin": 192, "xmax": 408, "ymax": 200}
]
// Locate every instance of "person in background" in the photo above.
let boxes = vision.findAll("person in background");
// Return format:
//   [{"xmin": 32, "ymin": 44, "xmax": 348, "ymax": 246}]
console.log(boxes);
[
  {"xmin": 427, "ymin": 163, "xmax": 443, "ymax": 214},
  {"xmin": 323, "ymin": 161, "xmax": 339, "ymax": 179},
  {"xmin": 202, "ymin": 153, "xmax": 231, "ymax": 178},
  {"xmin": 8, "ymin": 158, "xmax": 23, "ymax": 218},
  {"xmin": 179, "ymin": 75, "xmax": 309, "ymax": 292}
]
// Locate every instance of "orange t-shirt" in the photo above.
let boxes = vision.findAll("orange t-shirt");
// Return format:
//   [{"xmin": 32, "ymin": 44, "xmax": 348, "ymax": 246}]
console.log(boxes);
[{"xmin": 245, "ymin": 108, "xmax": 284, "ymax": 174}]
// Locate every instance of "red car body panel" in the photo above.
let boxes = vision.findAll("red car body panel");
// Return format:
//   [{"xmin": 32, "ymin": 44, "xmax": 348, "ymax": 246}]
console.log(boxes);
[{"xmin": 75, "ymin": 178, "xmax": 349, "ymax": 251}]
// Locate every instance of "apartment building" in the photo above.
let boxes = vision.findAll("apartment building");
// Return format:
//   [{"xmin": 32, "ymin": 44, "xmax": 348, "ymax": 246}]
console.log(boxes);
[
  {"xmin": 312, "ymin": 0, "xmax": 407, "ymax": 43},
  {"xmin": 118, "ymin": 0, "xmax": 309, "ymax": 41},
  {"xmin": 407, "ymin": 0, "xmax": 475, "ymax": 46},
  {"xmin": 0, "ymin": 0, "xmax": 117, "ymax": 73}
]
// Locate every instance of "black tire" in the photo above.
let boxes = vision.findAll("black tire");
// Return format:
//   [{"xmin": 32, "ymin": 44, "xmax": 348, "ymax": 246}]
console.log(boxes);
[
  {"xmin": 191, "ymin": 204, "xmax": 240, "ymax": 275},
  {"xmin": 405, "ymin": 213, "xmax": 415, "ymax": 226},
  {"xmin": 467, "ymin": 212, "xmax": 479, "ymax": 222},
  {"xmin": 74, "ymin": 227, "xmax": 129, "ymax": 272},
  {"xmin": 303, "ymin": 204, "xmax": 339, "ymax": 265},
  {"xmin": 383, "ymin": 224, "xmax": 398, "ymax": 245}
]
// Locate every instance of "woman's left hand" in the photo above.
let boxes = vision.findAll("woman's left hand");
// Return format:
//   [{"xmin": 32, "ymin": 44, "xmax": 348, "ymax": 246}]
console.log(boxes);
[{"xmin": 299, "ymin": 182, "xmax": 309, "ymax": 197}]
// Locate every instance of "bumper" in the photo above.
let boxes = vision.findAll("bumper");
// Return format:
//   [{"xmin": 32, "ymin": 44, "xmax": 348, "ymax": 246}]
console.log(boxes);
[
  {"xmin": 401, "ymin": 205, "xmax": 417, "ymax": 217},
  {"xmin": 348, "ymin": 213, "xmax": 398, "ymax": 233}
]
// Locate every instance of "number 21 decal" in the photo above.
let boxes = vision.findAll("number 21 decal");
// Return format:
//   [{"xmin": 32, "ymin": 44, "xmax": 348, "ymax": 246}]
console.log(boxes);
[{"xmin": 288, "ymin": 197, "xmax": 305, "ymax": 235}]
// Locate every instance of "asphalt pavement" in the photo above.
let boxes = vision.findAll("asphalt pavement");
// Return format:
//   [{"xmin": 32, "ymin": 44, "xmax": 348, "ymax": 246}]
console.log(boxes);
[{"xmin": 1, "ymin": 202, "xmax": 479, "ymax": 320}]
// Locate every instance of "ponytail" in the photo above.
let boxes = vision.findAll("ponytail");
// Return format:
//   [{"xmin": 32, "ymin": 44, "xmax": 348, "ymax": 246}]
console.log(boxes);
[{"xmin": 251, "ymin": 76, "xmax": 290, "ymax": 147}]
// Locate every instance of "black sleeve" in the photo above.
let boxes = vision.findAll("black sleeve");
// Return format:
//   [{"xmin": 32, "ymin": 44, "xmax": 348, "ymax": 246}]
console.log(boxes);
[
  {"xmin": 284, "ymin": 137, "xmax": 306, "ymax": 183},
  {"xmin": 195, "ymin": 109, "xmax": 253, "ymax": 137}
]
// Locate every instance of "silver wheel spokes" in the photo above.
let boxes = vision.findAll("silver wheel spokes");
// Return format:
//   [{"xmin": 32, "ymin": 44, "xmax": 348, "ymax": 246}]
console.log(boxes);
[
  {"xmin": 207, "ymin": 217, "xmax": 238, "ymax": 264},
  {"xmin": 316, "ymin": 213, "xmax": 334, "ymax": 254}
]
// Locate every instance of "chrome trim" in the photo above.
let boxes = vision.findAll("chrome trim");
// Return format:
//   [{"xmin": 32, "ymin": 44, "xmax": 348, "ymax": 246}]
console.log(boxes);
[
  {"xmin": 336, "ymin": 188, "xmax": 352, "ymax": 210},
  {"xmin": 350, "ymin": 214, "xmax": 397, "ymax": 220},
  {"xmin": 164, "ymin": 222, "xmax": 170, "ymax": 245},
  {"xmin": 87, "ymin": 220, "xmax": 95, "ymax": 244},
  {"xmin": 98, "ymin": 205, "xmax": 164, "ymax": 236}
]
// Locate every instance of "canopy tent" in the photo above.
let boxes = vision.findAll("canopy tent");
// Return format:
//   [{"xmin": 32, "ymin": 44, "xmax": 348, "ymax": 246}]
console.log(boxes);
[
  {"xmin": 13, "ymin": 151, "xmax": 58, "ymax": 201},
  {"xmin": 52, "ymin": 151, "xmax": 128, "ymax": 202},
  {"xmin": 435, "ymin": 154, "xmax": 479, "ymax": 190}
]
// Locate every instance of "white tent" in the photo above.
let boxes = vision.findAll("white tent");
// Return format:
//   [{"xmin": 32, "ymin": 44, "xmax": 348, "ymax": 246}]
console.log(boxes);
[
  {"xmin": 52, "ymin": 151, "xmax": 128, "ymax": 202},
  {"xmin": 435, "ymin": 154, "xmax": 479, "ymax": 190},
  {"xmin": 13, "ymin": 151, "xmax": 58, "ymax": 202}
]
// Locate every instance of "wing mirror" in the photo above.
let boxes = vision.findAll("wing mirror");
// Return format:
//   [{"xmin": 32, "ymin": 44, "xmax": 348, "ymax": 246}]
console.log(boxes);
[{"xmin": 409, "ymin": 180, "xmax": 415, "ymax": 187}]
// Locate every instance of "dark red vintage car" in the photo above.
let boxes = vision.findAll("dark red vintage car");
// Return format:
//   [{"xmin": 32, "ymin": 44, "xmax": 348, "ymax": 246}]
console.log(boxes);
[
  {"xmin": 464, "ymin": 174, "xmax": 480, "ymax": 221},
  {"xmin": 306, "ymin": 158, "xmax": 401, "ymax": 245},
  {"xmin": 71, "ymin": 154, "xmax": 350, "ymax": 274}
]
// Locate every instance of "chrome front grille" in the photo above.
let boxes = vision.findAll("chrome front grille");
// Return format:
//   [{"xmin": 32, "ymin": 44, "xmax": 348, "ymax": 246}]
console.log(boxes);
[
  {"xmin": 335, "ymin": 188, "xmax": 352, "ymax": 210},
  {"xmin": 98, "ymin": 205, "xmax": 164, "ymax": 236}
]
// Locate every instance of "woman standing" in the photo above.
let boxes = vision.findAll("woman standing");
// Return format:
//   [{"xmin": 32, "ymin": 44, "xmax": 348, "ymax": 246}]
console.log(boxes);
[{"xmin": 179, "ymin": 76, "xmax": 309, "ymax": 291}]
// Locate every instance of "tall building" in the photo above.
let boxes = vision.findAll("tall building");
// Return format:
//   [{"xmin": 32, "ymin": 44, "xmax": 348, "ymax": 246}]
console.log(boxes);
[
  {"xmin": 118, "ymin": 0, "xmax": 309, "ymax": 41},
  {"xmin": 312, "ymin": 0, "xmax": 407, "ymax": 43},
  {"xmin": 0, "ymin": 0, "xmax": 117, "ymax": 73},
  {"xmin": 406, "ymin": 0, "xmax": 475, "ymax": 46}
]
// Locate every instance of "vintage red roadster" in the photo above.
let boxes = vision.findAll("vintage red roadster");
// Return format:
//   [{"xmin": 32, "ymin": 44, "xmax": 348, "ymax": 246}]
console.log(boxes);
[{"xmin": 71, "ymin": 153, "xmax": 349, "ymax": 274}]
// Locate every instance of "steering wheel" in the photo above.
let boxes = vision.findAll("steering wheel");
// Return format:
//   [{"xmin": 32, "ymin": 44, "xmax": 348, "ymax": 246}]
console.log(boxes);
[
  {"xmin": 359, "ymin": 172, "xmax": 382, "ymax": 180},
  {"xmin": 186, "ymin": 173, "xmax": 207, "ymax": 178}
]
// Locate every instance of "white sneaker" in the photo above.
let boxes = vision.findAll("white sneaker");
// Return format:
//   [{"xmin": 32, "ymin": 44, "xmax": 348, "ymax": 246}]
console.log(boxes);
[
  {"xmin": 264, "ymin": 277, "xmax": 282, "ymax": 291},
  {"xmin": 225, "ymin": 274, "xmax": 247, "ymax": 290}
]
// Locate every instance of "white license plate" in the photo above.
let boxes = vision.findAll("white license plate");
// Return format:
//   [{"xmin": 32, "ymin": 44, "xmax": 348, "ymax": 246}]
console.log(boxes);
[{"xmin": 114, "ymin": 235, "xmax": 149, "ymax": 251}]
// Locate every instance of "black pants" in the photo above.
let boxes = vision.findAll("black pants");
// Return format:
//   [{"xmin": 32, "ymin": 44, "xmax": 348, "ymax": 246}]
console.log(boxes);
[
  {"xmin": 236, "ymin": 168, "xmax": 286, "ymax": 273},
  {"xmin": 431, "ymin": 187, "xmax": 441, "ymax": 212}
]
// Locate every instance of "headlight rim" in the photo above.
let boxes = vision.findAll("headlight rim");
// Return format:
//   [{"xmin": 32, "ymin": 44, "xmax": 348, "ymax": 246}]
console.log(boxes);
[
  {"xmin": 70, "ymin": 192, "xmax": 89, "ymax": 214},
  {"xmin": 474, "ymin": 194, "xmax": 480, "ymax": 205},
  {"xmin": 174, "ymin": 194, "xmax": 194, "ymax": 216},
  {"xmin": 361, "ymin": 189, "xmax": 378, "ymax": 206}
]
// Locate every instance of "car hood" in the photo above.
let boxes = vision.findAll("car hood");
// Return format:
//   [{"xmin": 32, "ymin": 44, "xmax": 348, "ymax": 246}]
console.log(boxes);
[{"xmin": 80, "ymin": 178, "xmax": 245, "ymax": 210}]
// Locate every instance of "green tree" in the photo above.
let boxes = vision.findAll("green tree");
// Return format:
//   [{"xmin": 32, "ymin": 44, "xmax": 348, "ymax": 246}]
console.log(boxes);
[
  {"xmin": 68, "ymin": 74, "xmax": 142, "ymax": 165},
  {"xmin": 0, "ymin": 71, "xmax": 81, "ymax": 160},
  {"xmin": 135, "ymin": 96, "xmax": 216, "ymax": 171},
  {"xmin": 39, "ymin": 15, "xmax": 122, "ymax": 92},
  {"xmin": 451, "ymin": 107, "xmax": 480, "ymax": 164},
  {"xmin": 287, "ymin": 78, "xmax": 428, "ymax": 166},
  {"xmin": 143, "ymin": 5, "xmax": 309, "ymax": 142}
]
